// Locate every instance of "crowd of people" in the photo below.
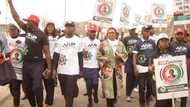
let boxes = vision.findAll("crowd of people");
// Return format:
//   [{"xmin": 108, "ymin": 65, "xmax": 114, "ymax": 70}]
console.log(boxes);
[{"xmin": 0, "ymin": 0, "xmax": 190, "ymax": 107}]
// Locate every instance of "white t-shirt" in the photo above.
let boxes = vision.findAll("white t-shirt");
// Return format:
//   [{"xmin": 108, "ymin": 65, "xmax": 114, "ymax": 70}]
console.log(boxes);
[
  {"xmin": 48, "ymin": 36, "xmax": 59, "ymax": 58},
  {"xmin": 54, "ymin": 35, "xmax": 83, "ymax": 75},
  {"xmin": 82, "ymin": 37, "xmax": 100, "ymax": 68},
  {"xmin": 7, "ymin": 36, "xmax": 26, "ymax": 80},
  {"xmin": 108, "ymin": 39, "xmax": 119, "ymax": 53}
]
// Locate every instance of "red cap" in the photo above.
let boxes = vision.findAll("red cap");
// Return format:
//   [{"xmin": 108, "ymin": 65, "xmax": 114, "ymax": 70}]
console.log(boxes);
[
  {"xmin": 175, "ymin": 28, "xmax": 185, "ymax": 34},
  {"xmin": 87, "ymin": 24, "xmax": 97, "ymax": 32},
  {"xmin": 24, "ymin": 15, "xmax": 40, "ymax": 25}
]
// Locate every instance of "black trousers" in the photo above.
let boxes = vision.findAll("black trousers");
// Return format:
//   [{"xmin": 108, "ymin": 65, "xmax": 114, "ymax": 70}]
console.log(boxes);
[
  {"xmin": 126, "ymin": 72, "xmax": 138, "ymax": 96},
  {"xmin": 180, "ymin": 97, "xmax": 187, "ymax": 107},
  {"xmin": 9, "ymin": 79, "xmax": 22, "ymax": 107},
  {"xmin": 106, "ymin": 99, "xmax": 115, "ymax": 107},
  {"xmin": 43, "ymin": 78, "xmax": 55, "ymax": 105},
  {"xmin": 58, "ymin": 74, "xmax": 79, "ymax": 107},
  {"xmin": 43, "ymin": 59, "xmax": 55, "ymax": 105},
  {"xmin": 138, "ymin": 72, "xmax": 153, "ymax": 107},
  {"xmin": 22, "ymin": 61, "xmax": 44, "ymax": 107}
]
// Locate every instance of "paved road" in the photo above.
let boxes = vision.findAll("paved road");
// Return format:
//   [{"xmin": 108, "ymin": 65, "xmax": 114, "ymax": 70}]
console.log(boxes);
[{"xmin": 0, "ymin": 79, "xmax": 189, "ymax": 107}]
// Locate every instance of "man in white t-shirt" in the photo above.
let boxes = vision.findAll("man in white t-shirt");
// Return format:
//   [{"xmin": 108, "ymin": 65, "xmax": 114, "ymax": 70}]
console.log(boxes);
[
  {"xmin": 53, "ymin": 21, "xmax": 82, "ymax": 107},
  {"xmin": 7, "ymin": 24, "xmax": 27, "ymax": 107},
  {"xmin": 82, "ymin": 24, "xmax": 100, "ymax": 107}
]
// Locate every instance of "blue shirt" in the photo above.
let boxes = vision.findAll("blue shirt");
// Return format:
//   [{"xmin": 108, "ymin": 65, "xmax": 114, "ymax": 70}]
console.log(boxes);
[
  {"xmin": 134, "ymin": 37, "xmax": 156, "ymax": 66},
  {"xmin": 170, "ymin": 41, "xmax": 190, "ymax": 58}
]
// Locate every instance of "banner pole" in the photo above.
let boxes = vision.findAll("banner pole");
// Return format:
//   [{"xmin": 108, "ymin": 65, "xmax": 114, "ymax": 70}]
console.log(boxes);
[{"xmin": 172, "ymin": 93, "xmax": 175, "ymax": 107}]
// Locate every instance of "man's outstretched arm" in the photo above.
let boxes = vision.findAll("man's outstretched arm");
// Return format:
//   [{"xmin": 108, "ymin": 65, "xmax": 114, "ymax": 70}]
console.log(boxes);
[{"xmin": 7, "ymin": 0, "xmax": 25, "ymax": 29}]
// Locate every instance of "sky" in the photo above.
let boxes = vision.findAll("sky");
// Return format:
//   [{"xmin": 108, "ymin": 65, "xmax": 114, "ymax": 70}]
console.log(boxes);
[{"xmin": 0, "ymin": 0, "xmax": 173, "ymax": 28}]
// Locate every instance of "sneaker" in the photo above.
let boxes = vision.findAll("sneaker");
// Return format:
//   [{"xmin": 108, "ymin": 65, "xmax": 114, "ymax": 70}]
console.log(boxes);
[
  {"xmin": 134, "ymin": 88, "xmax": 139, "ymax": 92},
  {"xmin": 126, "ymin": 96, "xmax": 131, "ymax": 102}
]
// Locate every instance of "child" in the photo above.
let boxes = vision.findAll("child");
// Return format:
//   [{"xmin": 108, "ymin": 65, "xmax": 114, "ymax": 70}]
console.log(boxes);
[{"xmin": 149, "ymin": 33, "xmax": 172, "ymax": 107}]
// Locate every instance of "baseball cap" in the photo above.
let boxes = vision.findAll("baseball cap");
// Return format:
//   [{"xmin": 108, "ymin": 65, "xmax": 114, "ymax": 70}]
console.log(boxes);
[
  {"xmin": 157, "ymin": 33, "xmax": 169, "ymax": 45},
  {"xmin": 65, "ymin": 21, "xmax": 75, "ymax": 27},
  {"xmin": 175, "ymin": 28, "xmax": 185, "ymax": 34},
  {"xmin": 87, "ymin": 24, "xmax": 97, "ymax": 32},
  {"xmin": 23, "ymin": 15, "xmax": 40, "ymax": 25}
]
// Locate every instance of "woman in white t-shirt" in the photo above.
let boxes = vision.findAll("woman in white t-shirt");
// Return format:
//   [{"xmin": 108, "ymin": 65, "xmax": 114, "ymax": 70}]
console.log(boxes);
[{"xmin": 43, "ymin": 22, "xmax": 59, "ymax": 107}]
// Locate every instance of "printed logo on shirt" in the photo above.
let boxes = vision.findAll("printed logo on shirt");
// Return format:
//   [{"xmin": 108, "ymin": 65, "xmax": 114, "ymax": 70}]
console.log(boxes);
[
  {"xmin": 26, "ymin": 33, "xmax": 38, "ymax": 43},
  {"xmin": 88, "ymin": 43, "xmax": 98, "ymax": 48},
  {"xmin": 84, "ymin": 52, "xmax": 93, "ymax": 61},
  {"xmin": 62, "ymin": 42, "xmax": 76, "ymax": 48},
  {"xmin": 174, "ymin": 46, "xmax": 188, "ymax": 54},
  {"xmin": 140, "ymin": 43, "xmax": 153, "ymax": 50},
  {"xmin": 137, "ymin": 54, "xmax": 147, "ymax": 64},
  {"xmin": 128, "ymin": 39, "xmax": 138, "ymax": 45},
  {"xmin": 59, "ymin": 54, "xmax": 67, "ymax": 65},
  {"xmin": 10, "ymin": 47, "xmax": 26, "ymax": 64}
]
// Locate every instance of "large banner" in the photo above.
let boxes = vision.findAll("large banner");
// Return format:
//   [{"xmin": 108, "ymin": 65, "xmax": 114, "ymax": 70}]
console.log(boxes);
[
  {"xmin": 151, "ymin": 3, "xmax": 167, "ymax": 27},
  {"xmin": 154, "ymin": 55, "xmax": 189, "ymax": 100},
  {"xmin": 93, "ymin": 0, "xmax": 116, "ymax": 23},
  {"xmin": 120, "ymin": 3, "xmax": 130, "ymax": 24},
  {"xmin": 173, "ymin": 0, "xmax": 190, "ymax": 25}
]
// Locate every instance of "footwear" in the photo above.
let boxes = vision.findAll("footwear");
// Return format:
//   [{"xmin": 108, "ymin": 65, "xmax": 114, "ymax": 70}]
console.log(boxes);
[
  {"xmin": 21, "ymin": 95, "xmax": 27, "ymax": 100},
  {"xmin": 126, "ymin": 96, "xmax": 131, "ymax": 102},
  {"xmin": 134, "ymin": 88, "xmax": 139, "ymax": 92},
  {"xmin": 93, "ymin": 93, "xmax": 99, "ymax": 103},
  {"xmin": 87, "ymin": 102, "xmax": 93, "ymax": 107},
  {"xmin": 83, "ymin": 93, "xmax": 88, "ymax": 96}
]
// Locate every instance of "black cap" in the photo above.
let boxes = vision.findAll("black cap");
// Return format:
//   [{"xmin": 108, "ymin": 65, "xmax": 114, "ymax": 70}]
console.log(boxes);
[
  {"xmin": 142, "ymin": 25, "xmax": 151, "ymax": 31},
  {"xmin": 147, "ymin": 25, "xmax": 153, "ymax": 29},
  {"xmin": 65, "ymin": 21, "xmax": 75, "ymax": 27}
]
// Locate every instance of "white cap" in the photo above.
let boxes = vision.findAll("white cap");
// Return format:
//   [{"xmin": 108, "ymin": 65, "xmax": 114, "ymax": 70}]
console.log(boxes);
[
  {"xmin": 156, "ymin": 33, "xmax": 169, "ymax": 45},
  {"xmin": 128, "ymin": 23, "xmax": 136, "ymax": 30}
]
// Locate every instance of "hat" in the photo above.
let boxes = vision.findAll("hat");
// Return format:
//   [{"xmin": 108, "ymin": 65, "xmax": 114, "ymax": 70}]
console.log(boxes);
[
  {"xmin": 175, "ymin": 28, "xmax": 184, "ymax": 34},
  {"xmin": 87, "ymin": 24, "xmax": 97, "ymax": 32},
  {"xmin": 157, "ymin": 33, "xmax": 169, "ymax": 45},
  {"xmin": 142, "ymin": 25, "xmax": 151, "ymax": 31},
  {"xmin": 65, "ymin": 21, "xmax": 75, "ymax": 27},
  {"xmin": 128, "ymin": 24, "xmax": 136, "ymax": 30},
  {"xmin": 8, "ymin": 23, "xmax": 18, "ymax": 29},
  {"xmin": 147, "ymin": 25, "xmax": 153, "ymax": 29},
  {"xmin": 23, "ymin": 15, "xmax": 40, "ymax": 25}
]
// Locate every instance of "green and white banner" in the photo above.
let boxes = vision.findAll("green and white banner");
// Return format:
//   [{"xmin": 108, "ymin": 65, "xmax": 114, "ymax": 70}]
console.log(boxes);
[
  {"xmin": 173, "ymin": 0, "xmax": 190, "ymax": 25},
  {"xmin": 154, "ymin": 55, "xmax": 189, "ymax": 100}
]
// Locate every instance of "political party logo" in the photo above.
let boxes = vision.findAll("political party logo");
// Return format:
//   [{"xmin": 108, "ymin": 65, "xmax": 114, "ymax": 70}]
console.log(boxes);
[
  {"xmin": 127, "ymin": 46, "xmax": 134, "ymax": 53},
  {"xmin": 137, "ymin": 54, "xmax": 147, "ymax": 64},
  {"xmin": 10, "ymin": 47, "xmax": 26, "ymax": 65},
  {"xmin": 154, "ymin": 6, "xmax": 165, "ymax": 18},
  {"xmin": 160, "ymin": 64, "xmax": 183, "ymax": 84},
  {"xmin": 97, "ymin": 1, "xmax": 112, "ymax": 16},
  {"xmin": 59, "ymin": 55, "xmax": 67, "ymax": 66}
]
